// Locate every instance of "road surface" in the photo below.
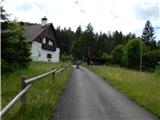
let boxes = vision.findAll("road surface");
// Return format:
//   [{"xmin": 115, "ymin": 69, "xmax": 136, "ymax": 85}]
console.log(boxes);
[{"xmin": 52, "ymin": 66, "xmax": 158, "ymax": 120}]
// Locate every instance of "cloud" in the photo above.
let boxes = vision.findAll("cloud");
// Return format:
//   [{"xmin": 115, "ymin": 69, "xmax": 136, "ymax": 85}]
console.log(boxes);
[
  {"xmin": 133, "ymin": 2, "xmax": 159, "ymax": 20},
  {"xmin": 109, "ymin": 11, "xmax": 120, "ymax": 19},
  {"xmin": 17, "ymin": 2, "xmax": 33, "ymax": 12},
  {"xmin": 2, "ymin": 0, "xmax": 160, "ymax": 40},
  {"xmin": 74, "ymin": 1, "xmax": 79, "ymax": 4},
  {"xmin": 80, "ymin": 10, "xmax": 85, "ymax": 13},
  {"xmin": 155, "ymin": 26, "xmax": 160, "ymax": 30}
]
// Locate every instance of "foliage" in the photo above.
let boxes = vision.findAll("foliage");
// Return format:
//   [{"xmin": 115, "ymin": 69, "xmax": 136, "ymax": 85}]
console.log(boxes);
[
  {"xmin": 55, "ymin": 21, "xmax": 158, "ymax": 71},
  {"xmin": 126, "ymin": 38, "xmax": 144, "ymax": 70},
  {"xmin": 83, "ymin": 23, "xmax": 95, "ymax": 61},
  {"xmin": 56, "ymin": 24, "xmax": 130, "ymax": 62},
  {"xmin": 112, "ymin": 31, "xmax": 123, "ymax": 49},
  {"xmin": 112, "ymin": 45, "xmax": 126, "ymax": 66},
  {"xmin": 141, "ymin": 20, "xmax": 156, "ymax": 50},
  {"xmin": 1, "ymin": 21, "xmax": 31, "ymax": 74},
  {"xmin": 1, "ymin": 6, "xmax": 10, "ymax": 21},
  {"xmin": 143, "ymin": 50, "xmax": 160, "ymax": 71},
  {"xmin": 56, "ymin": 27, "xmax": 74, "ymax": 54},
  {"xmin": 60, "ymin": 53, "xmax": 73, "ymax": 62},
  {"xmin": 71, "ymin": 26, "xmax": 85, "ymax": 60}
]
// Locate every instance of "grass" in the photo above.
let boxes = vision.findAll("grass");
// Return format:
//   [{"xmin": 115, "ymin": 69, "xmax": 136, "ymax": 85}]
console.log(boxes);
[
  {"xmin": 87, "ymin": 65, "xmax": 160, "ymax": 118},
  {"xmin": 1, "ymin": 61, "xmax": 73, "ymax": 120}
]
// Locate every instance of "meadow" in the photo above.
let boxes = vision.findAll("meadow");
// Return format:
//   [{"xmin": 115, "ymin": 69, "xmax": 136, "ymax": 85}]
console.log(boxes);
[
  {"xmin": 1, "ymin": 62, "xmax": 73, "ymax": 120},
  {"xmin": 88, "ymin": 65, "xmax": 160, "ymax": 118}
]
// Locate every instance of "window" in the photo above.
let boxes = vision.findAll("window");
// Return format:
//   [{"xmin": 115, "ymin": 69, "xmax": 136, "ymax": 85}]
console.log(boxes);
[
  {"xmin": 49, "ymin": 40, "xmax": 53, "ymax": 46},
  {"xmin": 47, "ymin": 54, "xmax": 52, "ymax": 58},
  {"xmin": 43, "ymin": 37, "xmax": 46, "ymax": 43}
]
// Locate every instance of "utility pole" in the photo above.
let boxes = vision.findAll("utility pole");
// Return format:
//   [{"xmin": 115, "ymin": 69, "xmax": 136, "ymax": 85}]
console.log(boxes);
[
  {"xmin": 140, "ymin": 40, "xmax": 142, "ymax": 72},
  {"xmin": 87, "ymin": 46, "xmax": 90, "ymax": 66}
]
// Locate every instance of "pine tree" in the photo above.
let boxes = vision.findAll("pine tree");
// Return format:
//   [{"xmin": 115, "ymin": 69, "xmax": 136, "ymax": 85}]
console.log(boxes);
[
  {"xmin": 1, "ymin": 6, "xmax": 9, "ymax": 21},
  {"xmin": 1, "ymin": 21, "xmax": 31, "ymax": 74},
  {"xmin": 141, "ymin": 20, "xmax": 156, "ymax": 50},
  {"xmin": 1, "ymin": 8, "xmax": 31, "ymax": 74}
]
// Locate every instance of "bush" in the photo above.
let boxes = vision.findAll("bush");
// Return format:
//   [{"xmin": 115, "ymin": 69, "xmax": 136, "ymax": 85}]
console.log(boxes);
[
  {"xmin": 126, "ymin": 38, "xmax": 145, "ymax": 70},
  {"xmin": 143, "ymin": 50, "xmax": 160, "ymax": 71},
  {"xmin": 126, "ymin": 39, "xmax": 140, "ymax": 69},
  {"xmin": 112, "ymin": 45, "xmax": 125, "ymax": 66},
  {"xmin": 61, "ymin": 54, "xmax": 73, "ymax": 62}
]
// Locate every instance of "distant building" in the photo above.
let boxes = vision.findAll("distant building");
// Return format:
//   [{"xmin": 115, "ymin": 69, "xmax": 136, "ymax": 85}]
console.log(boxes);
[{"xmin": 23, "ymin": 17, "xmax": 60, "ymax": 62}]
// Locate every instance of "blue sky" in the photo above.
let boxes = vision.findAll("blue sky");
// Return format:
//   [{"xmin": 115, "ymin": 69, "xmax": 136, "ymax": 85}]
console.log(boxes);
[{"xmin": 2, "ymin": 0, "xmax": 160, "ymax": 40}]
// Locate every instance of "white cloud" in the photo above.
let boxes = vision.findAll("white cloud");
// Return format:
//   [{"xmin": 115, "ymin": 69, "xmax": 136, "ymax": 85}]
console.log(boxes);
[{"xmin": 2, "ymin": 0, "xmax": 160, "ymax": 40}]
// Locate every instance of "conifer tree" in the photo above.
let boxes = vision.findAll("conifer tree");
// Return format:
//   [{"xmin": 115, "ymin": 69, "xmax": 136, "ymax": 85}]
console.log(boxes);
[{"xmin": 141, "ymin": 20, "xmax": 156, "ymax": 50}]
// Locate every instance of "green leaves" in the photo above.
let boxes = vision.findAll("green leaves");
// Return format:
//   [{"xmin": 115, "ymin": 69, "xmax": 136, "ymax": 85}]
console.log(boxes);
[
  {"xmin": 112, "ymin": 45, "xmax": 125, "ymax": 66},
  {"xmin": 2, "ymin": 21, "xmax": 31, "ymax": 74}
]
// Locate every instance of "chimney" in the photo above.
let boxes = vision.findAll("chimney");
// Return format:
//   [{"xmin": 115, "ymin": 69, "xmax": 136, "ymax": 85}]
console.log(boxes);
[{"xmin": 41, "ymin": 16, "xmax": 47, "ymax": 27}]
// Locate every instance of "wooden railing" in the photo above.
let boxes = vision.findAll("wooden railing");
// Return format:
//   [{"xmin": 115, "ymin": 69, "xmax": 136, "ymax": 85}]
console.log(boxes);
[{"xmin": 0, "ymin": 64, "xmax": 69, "ymax": 117}]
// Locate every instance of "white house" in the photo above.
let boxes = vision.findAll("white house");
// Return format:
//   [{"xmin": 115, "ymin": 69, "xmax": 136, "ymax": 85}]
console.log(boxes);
[{"xmin": 23, "ymin": 17, "xmax": 60, "ymax": 62}]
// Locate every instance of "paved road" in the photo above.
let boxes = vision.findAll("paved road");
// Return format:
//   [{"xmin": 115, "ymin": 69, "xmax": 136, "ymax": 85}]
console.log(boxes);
[{"xmin": 52, "ymin": 66, "xmax": 158, "ymax": 120}]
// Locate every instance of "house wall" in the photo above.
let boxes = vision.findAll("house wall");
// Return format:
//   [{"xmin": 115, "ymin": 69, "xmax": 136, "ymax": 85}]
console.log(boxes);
[{"xmin": 31, "ymin": 41, "xmax": 60, "ymax": 62}]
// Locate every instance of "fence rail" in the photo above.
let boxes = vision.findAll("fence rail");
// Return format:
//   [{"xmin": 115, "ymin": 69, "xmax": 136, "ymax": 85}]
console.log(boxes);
[
  {"xmin": 25, "ymin": 69, "xmax": 57, "ymax": 85},
  {"xmin": 0, "ymin": 64, "xmax": 69, "ymax": 117}
]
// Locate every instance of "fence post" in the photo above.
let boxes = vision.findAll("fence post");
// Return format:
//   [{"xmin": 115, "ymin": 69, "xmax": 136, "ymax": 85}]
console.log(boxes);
[
  {"xmin": 62, "ymin": 65, "xmax": 64, "ymax": 73},
  {"xmin": 52, "ymin": 68, "xmax": 55, "ymax": 81},
  {"xmin": 20, "ymin": 75, "xmax": 27, "ymax": 111}
]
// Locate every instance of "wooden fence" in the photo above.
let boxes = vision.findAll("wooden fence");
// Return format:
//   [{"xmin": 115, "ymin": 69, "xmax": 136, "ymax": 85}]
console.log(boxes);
[{"xmin": 0, "ymin": 64, "xmax": 69, "ymax": 117}]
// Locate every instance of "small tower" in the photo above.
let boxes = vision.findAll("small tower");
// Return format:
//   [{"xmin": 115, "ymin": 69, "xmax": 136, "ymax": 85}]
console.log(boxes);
[{"xmin": 41, "ymin": 16, "xmax": 48, "ymax": 27}]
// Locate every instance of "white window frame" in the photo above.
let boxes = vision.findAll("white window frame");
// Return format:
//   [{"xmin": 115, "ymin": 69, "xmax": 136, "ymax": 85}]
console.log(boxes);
[
  {"xmin": 43, "ymin": 37, "xmax": 46, "ymax": 44},
  {"xmin": 49, "ymin": 40, "xmax": 53, "ymax": 46}
]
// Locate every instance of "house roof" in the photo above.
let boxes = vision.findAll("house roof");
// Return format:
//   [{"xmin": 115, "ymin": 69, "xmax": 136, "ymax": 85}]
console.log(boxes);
[{"xmin": 23, "ymin": 23, "xmax": 52, "ymax": 42}]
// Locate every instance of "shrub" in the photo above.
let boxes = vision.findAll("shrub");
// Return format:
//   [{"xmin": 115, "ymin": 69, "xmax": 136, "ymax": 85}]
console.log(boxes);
[
  {"xmin": 61, "ymin": 54, "xmax": 73, "ymax": 62},
  {"xmin": 143, "ymin": 50, "xmax": 160, "ymax": 71},
  {"xmin": 126, "ymin": 38, "xmax": 145, "ymax": 70},
  {"xmin": 112, "ymin": 45, "xmax": 125, "ymax": 66}
]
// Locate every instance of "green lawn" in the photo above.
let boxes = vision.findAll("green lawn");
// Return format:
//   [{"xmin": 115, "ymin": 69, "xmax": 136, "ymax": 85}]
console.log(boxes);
[
  {"xmin": 87, "ymin": 65, "xmax": 160, "ymax": 118},
  {"xmin": 1, "ymin": 61, "xmax": 73, "ymax": 120}
]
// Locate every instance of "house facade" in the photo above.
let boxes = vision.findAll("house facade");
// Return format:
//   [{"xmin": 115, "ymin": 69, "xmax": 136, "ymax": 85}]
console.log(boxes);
[{"xmin": 24, "ymin": 17, "xmax": 60, "ymax": 62}]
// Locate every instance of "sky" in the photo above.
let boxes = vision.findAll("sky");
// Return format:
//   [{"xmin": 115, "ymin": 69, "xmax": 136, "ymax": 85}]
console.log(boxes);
[{"xmin": 2, "ymin": 0, "xmax": 160, "ymax": 40}]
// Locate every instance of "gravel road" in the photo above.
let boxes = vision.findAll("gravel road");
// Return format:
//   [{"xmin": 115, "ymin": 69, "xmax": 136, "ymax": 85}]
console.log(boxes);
[{"xmin": 52, "ymin": 66, "xmax": 158, "ymax": 120}]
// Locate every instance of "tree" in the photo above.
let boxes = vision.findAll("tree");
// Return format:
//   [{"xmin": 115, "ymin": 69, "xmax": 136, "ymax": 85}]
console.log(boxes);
[
  {"xmin": 112, "ymin": 45, "xmax": 125, "ymax": 66},
  {"xmin": 126, "ymin": 38, "xmax": 145, "ymax": 70},
  {"xmin": 1, "ymin": 19, "xmax": 31, "ymax": 73},
  {"xmin": 71, "ymin": 25, "xmax": 83, "ymax": 60},
  {"xmin": 143, "ymin": 50, "xmax": 160, "ymax": 71},
  {"xmin": 96, "ymin": 32, "xmax": 108, "ymax": 56},
  {"xmin": 1, "ymin": 6, "xmax": 10, "ymax": 21},
  {"xmin": 157, "ymin": 40, "xmax": 160, "ymax": 49},
  {"xmin": 57, "ymin": 27, "xmax": 74, "ymax": 54},
  {"xmin": 112, "ymin": 31, "xmax": 123, "ymax": 49},
  {"xmin": 141, "ymin": 20, "xmax": 156, "ymax": 50},
  {"xmin": 124, "ymin": 32, "xmax": 136, "ymax": 45},
  {"xmin": 84, "ymin": 23, "xmax": 95, "ymax": 62}
]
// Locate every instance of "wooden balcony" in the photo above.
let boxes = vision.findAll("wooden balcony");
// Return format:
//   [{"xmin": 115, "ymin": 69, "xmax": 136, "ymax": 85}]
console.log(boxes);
[{"xmin": 42, "ymin": 44, "xmax": 56, "ymax": 51}]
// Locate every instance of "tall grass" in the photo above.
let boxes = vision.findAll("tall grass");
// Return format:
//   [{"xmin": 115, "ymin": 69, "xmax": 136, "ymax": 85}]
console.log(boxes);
[
  {"xmin": 1, "ymin": 62, "xmax": 73, "ymax": 120},
  {"xmin": 88, "ymin": 65, "xmax": 160, "ymax": 118}
]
